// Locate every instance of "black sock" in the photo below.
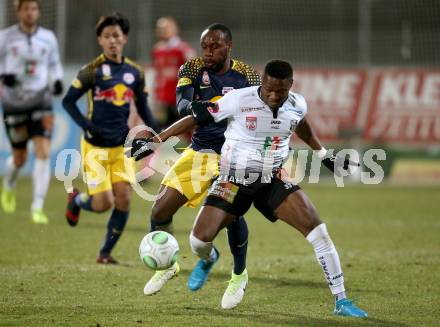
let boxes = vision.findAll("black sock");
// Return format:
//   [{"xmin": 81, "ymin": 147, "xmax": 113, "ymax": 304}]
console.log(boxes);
[
  {"xmin": 74, "ymin": 193, "xmax": 94, "ymax": 211},
  {"xmin": 150, "ymin": 216, "xmax": 173, "ymax": 233},
  {"xmin": 100, "ymin": 208, "xmax": 129, "ymax": 255},
  {"xmin": 227, "ymin": 216, "xmax": 248, "ymax": 275}
]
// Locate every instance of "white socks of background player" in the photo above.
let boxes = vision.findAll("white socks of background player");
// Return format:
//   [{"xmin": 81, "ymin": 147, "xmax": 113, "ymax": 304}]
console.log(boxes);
[
  {"xmin": 190, "ymin": 232, "xmax": 217, "ymax": 262},
  {"xmin": 31, "ymin": 158, "xmax": 50, "ymax": 211},
  {"xmin": 3, "ymin": 156, "xmax": 21, "ymax": 190},
  {"xmin": 307, "ymin": 223, "xmax": 346, "ymax": 297}
]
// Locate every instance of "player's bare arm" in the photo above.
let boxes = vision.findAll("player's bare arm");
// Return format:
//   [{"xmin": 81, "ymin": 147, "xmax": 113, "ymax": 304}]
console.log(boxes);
[
  {"xmin": 126, "ymin": 115, "xmax": 198, "ymax": 161},
  {"xmin": 295, "ymin": 117, "xmax": 323, "ymax": 151},
  {"xmin": 127, "ymin": 100, "xmax": 216, "ymax": 161},
  {"xmin": 154, "ymin": 115, "xmax": 198, "ymax": 143},
  {"xmin": 296, "ymin": 116, "xmax": 359, "ymax": 173},
  {"xmin": 153, "ymin": 98, "xmax": 215, "ymax": 142}
]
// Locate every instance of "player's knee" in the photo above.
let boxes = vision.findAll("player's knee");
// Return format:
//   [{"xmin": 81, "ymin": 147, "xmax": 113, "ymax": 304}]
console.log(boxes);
[
  {"xmin": 189, "ymin": 232, "xmax": 212, "ymax": 259},
  {"xmin": 114, "ymin": 192, "xmax": 131, "ymax": 211},
  {"xmin": 151, "ymin": 201, "xmax": 174, "ymax": 221},
  {"xmin": 93, "ymin": 196, "xmax": 113, "ymax": 212},
  {"xmin": 191, "ymin": 226, "xmax": 215, "ymax": 243},
  {"xmin": 13, "ymin": 152, "xmax": 27, "ymax": 167},
  {"xmin": 36, "ymin": 152, "xmax": 50, "ymax": 160}
]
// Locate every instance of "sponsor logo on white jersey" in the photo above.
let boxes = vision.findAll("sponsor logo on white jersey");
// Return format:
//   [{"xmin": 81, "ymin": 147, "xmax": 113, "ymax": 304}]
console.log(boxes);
[
  {"xmin": 241, "ymin": 107, "xmax": 264, "ymax": 112},
  {"xmin": 246, "ymin": 116, "xmax": 257, "ymax": 130},
  {"xmin": 222, "ymin": 87, "xmax": 234, "ymax": 95}
]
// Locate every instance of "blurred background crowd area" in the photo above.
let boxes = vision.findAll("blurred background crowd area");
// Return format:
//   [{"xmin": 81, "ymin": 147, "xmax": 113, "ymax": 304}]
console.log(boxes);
[{"xmin": 1, "ymin": 0, "xmax": 439, "ymax": 183}]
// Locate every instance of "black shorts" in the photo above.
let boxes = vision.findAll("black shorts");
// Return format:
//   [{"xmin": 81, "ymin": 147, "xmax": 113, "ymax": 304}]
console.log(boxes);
[
  {"xmin": 204, "ymin": 174, "xmax": 301, "ymax": 222},
  {"xmin": 3, "ymin": 106, "xmax": 53, "ymax": 149}
]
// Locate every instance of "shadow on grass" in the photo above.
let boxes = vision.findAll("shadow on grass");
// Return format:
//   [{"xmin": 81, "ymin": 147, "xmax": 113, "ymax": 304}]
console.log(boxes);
[
  {"xmin": 171, "ymin": 269, "xmax": 323, "ymax": 290},
  {"xmin": 78, "ymin": 221, "xmax": 191, "ymax": 237},
  {"xmin": 107, "ymin": 265, "xmax": 325, "ymax": 291},
  {"xmin": 169, "ymin": 307, "xmax": 411, "ymax": 327}
]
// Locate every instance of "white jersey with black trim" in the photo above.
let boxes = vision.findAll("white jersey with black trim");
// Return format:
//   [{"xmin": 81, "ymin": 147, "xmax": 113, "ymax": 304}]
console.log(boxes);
[
  {"xmin": 209, "ymin": 85, "xmax": 307, "ymax": 174},
  {"xmin": 0, "ymin": 25, "xmax": 63, "ymax": 110}
]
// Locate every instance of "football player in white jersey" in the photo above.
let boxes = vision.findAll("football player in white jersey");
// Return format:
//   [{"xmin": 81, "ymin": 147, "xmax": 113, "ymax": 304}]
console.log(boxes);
[
  {"xmin": 0, "ymin": 0, "xmax": 64, "ymax": 223},
  {"xmin": 128, "ymin": 60, "xmax": 367, "ymax": 317}
]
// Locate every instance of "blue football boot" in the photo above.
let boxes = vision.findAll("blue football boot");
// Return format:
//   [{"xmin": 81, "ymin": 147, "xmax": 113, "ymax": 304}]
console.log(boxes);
[
  {"xmin": 188, "ymin": 248, "xmax": 219, "ymax": 291},
  {"xmin": 334, "ymin": 298, "xmax": 368, "ymax": 317}
]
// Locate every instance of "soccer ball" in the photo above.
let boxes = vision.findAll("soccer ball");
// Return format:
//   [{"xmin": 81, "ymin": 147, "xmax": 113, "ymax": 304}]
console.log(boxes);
[{"xmin": 139, "ymin": 231, "xmax": 179, "ymax": 270}]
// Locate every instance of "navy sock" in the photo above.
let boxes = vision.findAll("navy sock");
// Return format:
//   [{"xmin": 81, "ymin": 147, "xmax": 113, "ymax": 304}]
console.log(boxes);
[
  {"xmin": 100, "ymin": 208, "xmax": 129, "ymax": 255},
  {"xmin": 74, "ymin": 193, "xmax": 94, "ymax": 211},
  {"xmin": 227, "ymin": 216, "xmax": 248, "ymax": 275}
]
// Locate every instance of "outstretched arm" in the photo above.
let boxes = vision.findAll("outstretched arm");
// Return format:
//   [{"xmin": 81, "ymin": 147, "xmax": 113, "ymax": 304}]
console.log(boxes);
[
  {"xmin": 126, "ymin": 112, "xmax": 198, "ymax": 162},
  {"xmin": 153, "ymin": 115, "xmax": 197, "ymax": 143},
  {"xmin": 295, "ymin": 116, "xmax": 359, "ymax": 174},
  {"xmin": 126, "ymin": 101, "xmax": 216, "ymax": 161},
  {"xmin": 295, "ymin": 117, "xmax": 323, "ymax": 151}
]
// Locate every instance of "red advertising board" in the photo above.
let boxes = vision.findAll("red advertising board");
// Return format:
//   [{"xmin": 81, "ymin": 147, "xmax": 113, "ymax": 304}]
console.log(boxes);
[
  {"xmin": 141, "ymin": 66, "xmax": 440, "ymax": 146},
  {"xmin": 293, "ymin": 69, "xmax": 367, "ymax": 141},
  {"xmin": 364, "ymin": 70, "xmax": 440, "ymax": 145},
  {"xmin": 292, "ymin": 68, "xmax": 440, "ymax": 146}
]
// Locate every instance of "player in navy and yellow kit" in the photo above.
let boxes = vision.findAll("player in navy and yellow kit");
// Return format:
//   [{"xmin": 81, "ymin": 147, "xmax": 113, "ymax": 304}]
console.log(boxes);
[
  {"xmin": 62, "ymin": 13, "xmax": 158, "ymax": 264},
  {"xmin": 142, "ymin": 23, "xmax": 261, "ymax": 297}
]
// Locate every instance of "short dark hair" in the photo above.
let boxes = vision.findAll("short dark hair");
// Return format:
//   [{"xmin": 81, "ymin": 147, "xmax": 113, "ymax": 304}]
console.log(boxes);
[
  {"xmin": 96, "ymin": 12, "xmax": 130, "ymax": 36},
  {"xmin": 264, "ymin": 60, "xmax": 293, "ymax": 80},
  {"xmin": 205, "ymin": 23, "xmax": 232, "ymax": 42},
  {"xmin": 15, "ymin": 0, "xmax": 40, "ymax": 10}
]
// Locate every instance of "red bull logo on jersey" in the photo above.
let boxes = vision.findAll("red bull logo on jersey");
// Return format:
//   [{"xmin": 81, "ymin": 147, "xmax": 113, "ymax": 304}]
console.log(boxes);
[{"xmin": 94, "ymin": 83, "xmax": 135, "ymax": 106}]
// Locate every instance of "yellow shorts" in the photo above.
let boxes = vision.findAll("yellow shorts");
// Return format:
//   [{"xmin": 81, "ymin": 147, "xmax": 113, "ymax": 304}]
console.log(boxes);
[
  {"xmin": 81, "ymin": 138, "xmax": 136, "ymax": 195},
  {"xmin": 161, "ymin": 148, "xmax": 219, "ymax": 208}
]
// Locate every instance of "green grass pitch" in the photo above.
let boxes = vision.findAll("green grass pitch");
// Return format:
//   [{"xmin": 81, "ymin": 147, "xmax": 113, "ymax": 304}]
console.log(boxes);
[{"xmin": 1, "ymin": 179, "xmax": 439, "ymax": 326}]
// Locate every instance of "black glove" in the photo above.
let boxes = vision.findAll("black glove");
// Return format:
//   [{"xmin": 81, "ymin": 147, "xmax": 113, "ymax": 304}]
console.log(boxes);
[
  {"xmin": 125, "ymin": 137, "xmax": 156, "ymax": 161},
  {"xmin": 190, "ymin": 101, "xmax": 216, "ymax": 125},
  {"xmin": 322, "ymin": 153, "xmax": 360, "ymax": 176},
  {"xmin": 1, "ymin": 74, "xmax": 17, "ymax": 87},
  {"xmin": 53, "ymin": 80, "xmax": 63, "ymax": 95}
]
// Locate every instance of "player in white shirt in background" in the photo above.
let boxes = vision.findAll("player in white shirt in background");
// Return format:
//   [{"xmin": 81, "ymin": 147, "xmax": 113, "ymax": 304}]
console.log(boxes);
[
  {"xmin": 128, "ymin": 60, "xmax": 368, "ymax": 317},
  {"xmin": 0, "ymin": 0, "xmax": 64, "ymax": 224}
]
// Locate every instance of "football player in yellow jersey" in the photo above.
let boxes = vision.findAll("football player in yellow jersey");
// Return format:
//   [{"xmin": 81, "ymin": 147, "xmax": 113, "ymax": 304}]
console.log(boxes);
[
  {"xmin": 62, "ymin": 13, "xmax": 158, "ymax": 264},
  {"xmin": 138, "ymin": 24, "xmax": 260, "ymax": 307}
]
